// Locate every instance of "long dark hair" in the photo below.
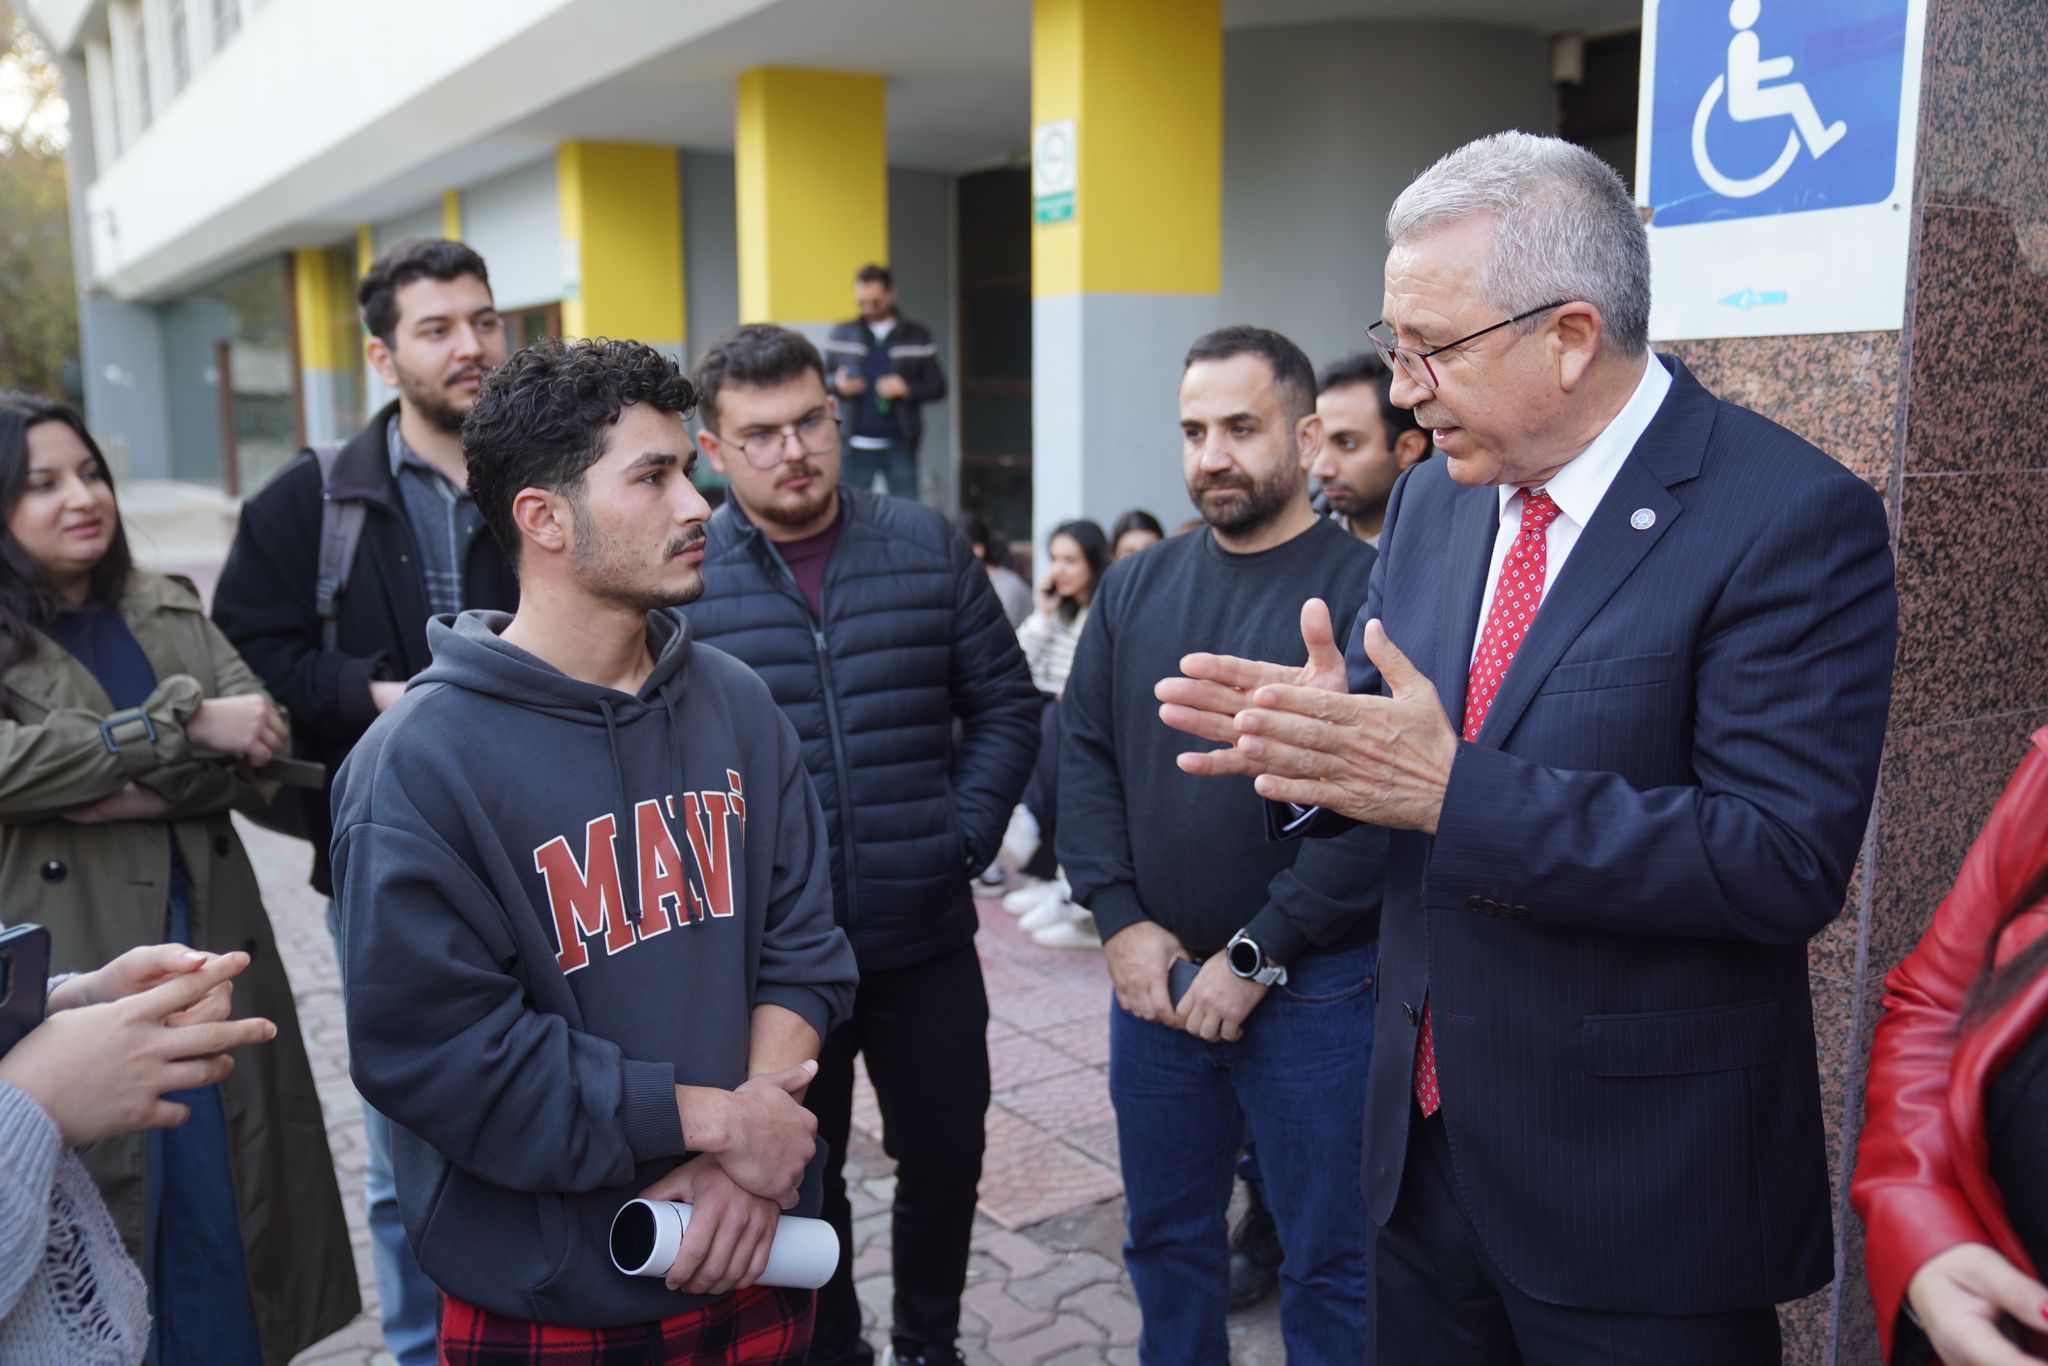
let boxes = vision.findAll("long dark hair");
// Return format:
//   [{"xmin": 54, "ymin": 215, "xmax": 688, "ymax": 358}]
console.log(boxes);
[
  {"xmin": 1049, "ymin": 518, "xmax": 1109, "ymax": 625},
  {"xmin": 1963, "ymin": 862, "xmax": 2048, "ymax": 1026},
  {"xmin": 0, "ymin": 393, "xmax": 135, "ymax": 679}
]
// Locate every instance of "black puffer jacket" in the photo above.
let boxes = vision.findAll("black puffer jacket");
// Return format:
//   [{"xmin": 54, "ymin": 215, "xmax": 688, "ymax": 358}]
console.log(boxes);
[{"xmin": 685, "ymin": 487, "xmax": 1039, "ymax": 971}]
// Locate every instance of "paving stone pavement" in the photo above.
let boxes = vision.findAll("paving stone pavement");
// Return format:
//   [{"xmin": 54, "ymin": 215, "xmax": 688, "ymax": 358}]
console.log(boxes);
[{"xmin": 244, "ymin": 790, "xmax": 1288, "ymax": 1366}]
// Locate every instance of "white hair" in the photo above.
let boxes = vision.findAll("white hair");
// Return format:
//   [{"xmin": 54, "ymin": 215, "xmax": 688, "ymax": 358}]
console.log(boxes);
[{"xmin": 1385, "ymin": 131, "xmax": 1650, "ymax": 356}]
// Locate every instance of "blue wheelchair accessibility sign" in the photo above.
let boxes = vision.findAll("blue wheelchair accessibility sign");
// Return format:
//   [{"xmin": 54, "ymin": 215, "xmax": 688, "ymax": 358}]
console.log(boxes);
[{"xmin": 1646, "ymin": 0, "xmax": 1912, "ymax": 228}]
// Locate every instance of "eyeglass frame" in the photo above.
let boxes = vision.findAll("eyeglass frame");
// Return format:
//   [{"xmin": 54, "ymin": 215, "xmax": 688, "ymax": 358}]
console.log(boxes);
[
  {"xmin": 1366, "ymin": 300, "xmax": 1571, "ymax": 392},
  {"xmin": 705, "ymin": 407, "xmax": 841, "ymax": 470}
]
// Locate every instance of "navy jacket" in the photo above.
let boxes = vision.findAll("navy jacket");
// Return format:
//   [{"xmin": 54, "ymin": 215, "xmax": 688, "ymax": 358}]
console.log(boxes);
[
  {"xmin": 1294, "ymin": 356, "xmax": 1897, "ymax": 1313},
  {"xmin": 684, "ymin": 487, "xmax": 1040, "ymax": 972}
]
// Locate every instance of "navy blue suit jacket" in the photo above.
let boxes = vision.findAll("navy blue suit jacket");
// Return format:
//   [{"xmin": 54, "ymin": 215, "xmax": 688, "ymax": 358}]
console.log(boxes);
[{"xmin": 1298, "ymin": 356, "xmax": 1897, "ymax": 1314}]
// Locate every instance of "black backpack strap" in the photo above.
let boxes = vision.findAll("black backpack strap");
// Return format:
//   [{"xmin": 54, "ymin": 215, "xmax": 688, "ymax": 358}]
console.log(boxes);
[{"xmin": 309, "ymin": 443, "xmax": 367, "ymax": 652}]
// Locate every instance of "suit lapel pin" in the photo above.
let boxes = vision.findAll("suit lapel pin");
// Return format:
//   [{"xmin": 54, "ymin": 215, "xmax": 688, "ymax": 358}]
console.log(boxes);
[{"xmin": 1630, "ymin": 508, "xmax": 1656, "ymax": 531}]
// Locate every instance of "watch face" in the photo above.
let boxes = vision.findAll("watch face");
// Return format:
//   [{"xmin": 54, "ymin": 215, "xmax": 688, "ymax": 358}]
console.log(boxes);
[{"xmin": 1228, "ymin": 937, "xmax": 1260, "ymax": 977}]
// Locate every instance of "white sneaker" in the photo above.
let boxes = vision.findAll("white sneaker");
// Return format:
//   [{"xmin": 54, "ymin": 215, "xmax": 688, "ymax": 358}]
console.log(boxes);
[
  {"xmin": 1018, "ymin": 888, "xmax": 1084, "ymax": 934},
  {"xmin": 1032, "ymin": 913, "xmax": 1102, "ymax": 949},
  {"xmin": 1002, "ymin": 878, "xmax": 1059, "ymax": 917},
  {"xmin": 998, "ymin": 804, "xmax": 1041, "ymax": 870}
]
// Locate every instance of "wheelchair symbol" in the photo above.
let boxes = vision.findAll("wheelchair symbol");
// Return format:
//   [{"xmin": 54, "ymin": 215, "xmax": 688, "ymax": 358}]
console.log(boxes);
[
  {"xmin": 1692, "ymin": 75, "xmax": 1801, "ymax": 198},
  {"xmin": 1691, "ymin": 0, "xmax": 1848, "ymax": 200}
]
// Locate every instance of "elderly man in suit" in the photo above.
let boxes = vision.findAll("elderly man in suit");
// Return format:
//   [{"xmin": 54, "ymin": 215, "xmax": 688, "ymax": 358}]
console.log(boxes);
[{"xmin": 1157, "ymin": 131, "xmax": 1898, "ymax": 1365}]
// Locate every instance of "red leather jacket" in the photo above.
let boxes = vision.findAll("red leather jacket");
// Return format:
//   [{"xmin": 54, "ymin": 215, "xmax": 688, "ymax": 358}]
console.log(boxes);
[{"xmin": 1852, "ymin": 726, "xmax": 2048, "ymax": 1361}]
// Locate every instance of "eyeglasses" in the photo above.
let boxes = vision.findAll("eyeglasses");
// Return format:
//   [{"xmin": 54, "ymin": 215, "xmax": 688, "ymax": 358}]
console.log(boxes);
[
  {"xmin": 1366, "ymin": 301, "xmax": 1570, "ymax": 393},
  {"xmin": 709, "ymin": 411, "xmax": 838, "ymax": 470}
]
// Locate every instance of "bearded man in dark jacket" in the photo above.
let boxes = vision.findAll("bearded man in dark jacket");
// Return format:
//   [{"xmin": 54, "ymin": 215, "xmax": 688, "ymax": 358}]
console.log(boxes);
[{"xmin": 686, "ymin": 325, "xmax": 1038, "ymax": 1366}]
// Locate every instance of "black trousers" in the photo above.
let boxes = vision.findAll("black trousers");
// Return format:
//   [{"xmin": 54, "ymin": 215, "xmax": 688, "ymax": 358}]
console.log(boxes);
[
  {"xmin": 806, "ymin": 942, "xmax": 991, "ymax": 1362},
  {"xmin": 1372, "ymin": 1109, "xmax": 1782, "ymax": 1366}
]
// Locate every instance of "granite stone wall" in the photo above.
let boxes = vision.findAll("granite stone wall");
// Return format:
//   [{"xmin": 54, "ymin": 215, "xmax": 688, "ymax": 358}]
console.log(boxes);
[{"xmin": 1663, "ymin": 2, "xmax": 2048, "ymax": 1360}]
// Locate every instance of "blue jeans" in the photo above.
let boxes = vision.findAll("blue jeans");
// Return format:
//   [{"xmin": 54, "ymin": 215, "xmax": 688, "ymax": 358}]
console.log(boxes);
[
  {"xmin": 1110, "ymin": 942, "xmax": 1377, "ymax": 1366},
  {"xmin": 151, "ymin": 874, "xmax": 264, "ymax": 1366},
  {"xmin": 844, "ymin": 443, "xmax": 919, "ymax": 499},
  {"xmin": 327, "ymin": 900, "xmax": 439, "ymax": 1366}
]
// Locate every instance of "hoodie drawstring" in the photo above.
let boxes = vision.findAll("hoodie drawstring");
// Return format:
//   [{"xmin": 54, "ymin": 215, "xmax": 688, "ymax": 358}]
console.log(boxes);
[{"xmin": 597, "ymin": 698, "xmax": 641, "ymax": 924}]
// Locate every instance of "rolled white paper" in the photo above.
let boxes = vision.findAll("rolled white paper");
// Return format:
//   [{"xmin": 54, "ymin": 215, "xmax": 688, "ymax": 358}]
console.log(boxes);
[{"xmin": 609, "ymin": 1199, "xmax": 840, "ymax": 1290}]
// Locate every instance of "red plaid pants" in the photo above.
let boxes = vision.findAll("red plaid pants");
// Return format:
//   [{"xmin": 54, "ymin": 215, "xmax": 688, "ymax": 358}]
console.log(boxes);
[{"xmin": 438, "ymin": 1287, "xmax": 814, "ymax": 1365}]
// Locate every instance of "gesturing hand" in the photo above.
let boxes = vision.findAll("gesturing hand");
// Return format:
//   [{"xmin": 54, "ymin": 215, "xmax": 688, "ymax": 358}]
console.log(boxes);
[
  {"xmin": 1156, "ymin": 598, "xmax": 1349, "ymax": 779},
  {"xmin": 1906, "ymin": 1243, "xmax": 2048, "ymax": 1366},
  {"xmin": 639, "ymin": 1154, "xmax": 782, "ymax": 1295},
  {"xmin": 0, "ymin": 952, "xmax": 273, "ymax": 1145},
  {"xmin": 48, "ymin": 942, "xmax": 214, "ymax": 1015},
  {"xmin": 1229, "ymin": 619, "xmax": 1457, "ymax": 834}
]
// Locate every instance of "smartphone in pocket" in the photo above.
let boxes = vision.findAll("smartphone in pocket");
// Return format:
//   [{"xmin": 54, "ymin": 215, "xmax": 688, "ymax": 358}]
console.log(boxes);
[
  {"xmin": 0, "ymin": 923, "xmax": 51, "ymax": 1058},
  {"xmin": 1168, "ymin": 957, "xmax": 1201, "ymax": 1009}
]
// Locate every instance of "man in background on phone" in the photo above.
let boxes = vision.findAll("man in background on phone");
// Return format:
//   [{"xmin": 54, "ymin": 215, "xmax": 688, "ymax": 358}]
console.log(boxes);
[
  {"xmin": 1057, "ymin": 325, "xmax": 1386, "ymax": 1363},
  {"xmin": 331, "ymin": 338, "xmax": 856, "ymax": 1364},
  {"xmin": 823, "ymin": 264, "xmax": 946, "ymax": 501}
]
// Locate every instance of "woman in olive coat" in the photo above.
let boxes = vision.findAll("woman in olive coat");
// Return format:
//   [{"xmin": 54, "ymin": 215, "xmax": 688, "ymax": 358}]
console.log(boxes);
[{"xmin": 0, "ymin": 392, "xmax": 357, "ymax": 1365}]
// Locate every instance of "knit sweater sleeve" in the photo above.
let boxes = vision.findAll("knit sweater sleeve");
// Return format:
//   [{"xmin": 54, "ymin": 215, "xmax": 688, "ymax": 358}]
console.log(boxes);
[{"xmin": 0, "ymin": 1081, "xmax": 61, "ymax": 1321}]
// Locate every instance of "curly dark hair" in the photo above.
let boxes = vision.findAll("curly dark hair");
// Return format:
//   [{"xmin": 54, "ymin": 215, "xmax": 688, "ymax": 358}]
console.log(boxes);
[
  {"xmin": 690, "ymin": 325, "xmax": 828, "ymax": 434},
  {"xmin": 357, "ymin": 237, "xmax": 491, "ymax": 344},
  {"xmin": 462, "ymin": 338, "xmax": 698, "ymax": 563}
]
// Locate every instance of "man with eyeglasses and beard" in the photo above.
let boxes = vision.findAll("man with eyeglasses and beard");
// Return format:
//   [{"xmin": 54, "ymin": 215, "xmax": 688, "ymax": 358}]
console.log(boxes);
[
  {"xmin": 682, "ymin": 325, "xmax": 1039, "ymax": 1366},
  {"xmin": 213, "ymin": 235, "xmax": 518, "ymax": 1366},
  {"xmin": 1057, "ymin": 325, "xmax": 1388, "ymax": 1364}
]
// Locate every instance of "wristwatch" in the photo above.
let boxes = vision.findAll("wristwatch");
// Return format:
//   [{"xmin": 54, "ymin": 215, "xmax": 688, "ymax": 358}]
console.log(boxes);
[{"xmin": 1225, "ymin": 930, "xmax": 1288, "ymax": 987}]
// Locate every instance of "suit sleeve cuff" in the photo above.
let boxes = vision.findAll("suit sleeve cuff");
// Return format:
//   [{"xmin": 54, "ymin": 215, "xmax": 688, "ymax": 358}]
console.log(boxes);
[
  {"xmin": 1087, "ymin": 883, "xmax": 1149, "ymax": 945},
  {"xmin": 620, "ymin": 1058, "xmax": 684, "ymax": 1163}
]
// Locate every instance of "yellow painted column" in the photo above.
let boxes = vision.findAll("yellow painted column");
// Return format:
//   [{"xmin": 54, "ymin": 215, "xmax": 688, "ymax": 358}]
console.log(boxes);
[
  {"xmin": 442, "ymin": 189, "xmax": 463, "ymax": 241},
  {"xmin": 734, "ymin": 67, "xmax": 887, "ymax": 325},
  {"xmin": 1029, "ymin": 0, "xmax": 1222, "ymax": 552},
  {"xmin": 293, "ymin": 244, "xmax": 364, "ymax": 443},
  {"xmin": 356, "ymin": 224, "xmax": 373, "ymax": 276},
  {"xmin": 556, "ymin": 142, "xmax": 687, "ymax": 357}
]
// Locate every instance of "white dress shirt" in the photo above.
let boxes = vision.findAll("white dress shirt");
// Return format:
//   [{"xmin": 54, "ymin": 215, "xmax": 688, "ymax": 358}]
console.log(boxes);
[{"xmin": 1469, "ymin": 352, "xmax": 1670, "ymax": 663}]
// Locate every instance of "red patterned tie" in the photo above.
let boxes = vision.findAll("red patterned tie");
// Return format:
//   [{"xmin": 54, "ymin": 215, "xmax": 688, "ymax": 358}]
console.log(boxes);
[{"xmin": 1414, "ymin": 489, "xmax": 1561, "ymax": 1116}]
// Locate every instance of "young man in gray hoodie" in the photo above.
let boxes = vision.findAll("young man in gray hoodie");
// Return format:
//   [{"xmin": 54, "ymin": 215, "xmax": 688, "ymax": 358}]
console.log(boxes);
[{"xmin": 330, "ymin": 338, "xmax": 857, "ymax": 1364}]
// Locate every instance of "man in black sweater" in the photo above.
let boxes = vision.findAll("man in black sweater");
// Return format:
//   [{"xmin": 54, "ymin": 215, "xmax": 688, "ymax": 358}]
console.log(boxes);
[{"xmin": 1059, "ymin": 326, "xmax": 1385, "ymax": 1364}]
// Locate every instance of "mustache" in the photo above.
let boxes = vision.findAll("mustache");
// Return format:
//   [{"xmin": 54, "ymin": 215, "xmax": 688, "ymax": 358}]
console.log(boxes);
[
  {"xmin": 1413, "ymin": 405, "xmax": 1455, "ymax": 429},
  {"xmin": 777, "ymin": 463, "xmax": 823, "ymax": 486},
  {"xmin": 665, "ymin": 528, "xmax": 708, "ymax": 559},
  {"xmin": 1192, "ymin": 471, "xmax": 1253, "ymax": 493},
  {"xmin": 444, "ymin": 364, "xmax": 485, "ymax": 386}
]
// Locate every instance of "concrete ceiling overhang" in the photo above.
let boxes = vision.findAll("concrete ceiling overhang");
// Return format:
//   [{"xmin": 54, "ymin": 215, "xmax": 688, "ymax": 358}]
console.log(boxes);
[{"xmin": 82, "ymin": 0, "xmax": 1639, "ymax": 300}]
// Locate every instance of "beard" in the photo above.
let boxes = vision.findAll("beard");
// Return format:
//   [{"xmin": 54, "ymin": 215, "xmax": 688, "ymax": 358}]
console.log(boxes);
[
  {"xmin": 1188, "ymin": 459, "xmax": 1300, "ymax": 537},
  {"xmin": 392, "ymin": 358, "xmax": 480, "ymax": 435},
  {"xmin": 568, "ymin": 505, "xmax": 707, "ymax": 611},
  {"xmin": 749, "ymin": 463, "xmax": 837, "ymax": 532}
]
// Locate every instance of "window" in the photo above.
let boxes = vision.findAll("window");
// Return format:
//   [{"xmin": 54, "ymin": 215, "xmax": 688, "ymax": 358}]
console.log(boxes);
[{"xmin": 168, "ymin": 0, "xmax": 191, "ymax": 92}]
